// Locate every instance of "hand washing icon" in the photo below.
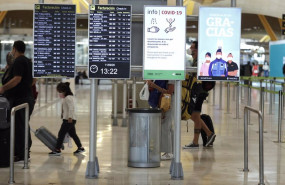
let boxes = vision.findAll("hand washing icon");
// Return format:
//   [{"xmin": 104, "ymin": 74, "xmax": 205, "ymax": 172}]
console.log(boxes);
[
  {"xmin": 165, "ymin": 18, "xmax": 176, "ymax": 33},
  {"xmin": 147, "ymin": 26, "xmax": 160, "ymax": 33}
]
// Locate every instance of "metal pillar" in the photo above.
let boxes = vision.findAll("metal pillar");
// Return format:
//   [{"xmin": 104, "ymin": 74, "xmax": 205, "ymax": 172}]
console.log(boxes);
[
  {"xmin": 132, "ymin": 77, "xmax": 136, "ymax": 108},
  {"xmin": 273, "ymin": 78, "xmax": 276, "ymax": 104},
  {"xmin": 226, "ymin": 82, "xmax": 230, "ymax": 113},
  {"xmin": 219, "ymin": 81, "xmax": 223, "ymax": 110},
  {"xmin": 86, "ymin": 79, "xmax": 99, "ymax": 178},
  {"xmin": 171, "ymin": 80, "xmax": 184, "ymax": 180},
  {"xmin": 235, "ymin": 83, "xmax": 240, "ymax": 119},
  {"xmin": 233, "ymin": 83, "xmax": 236, "ymax": 101},
  {"xmin": 212, "ymin": 85, "xmax": 215, "ymax": 106},
  {"xmin": 283, "ymin": 84, "xmax": 285, "ymax": 118},
  {"xmin": 231, "ymin": 0, "xmax": 236, "ymax": 7},
  {"xmin": 112, "ymin": 80, "xmax": 118, "ymax": 126},
  {"xmin": 9, "ymin": 103, "xmax": 29, "ymax": 184},
  {"xmin": 38, "ymin": 80, "xmax": 41, "ymax": 107},
  {"xmin": 269, "ymin": 80, "xmax": 273, "ymax": 115},
  {"xmin": 45, "ymin": 79, "xmax": 48, "ymax": 103},
  {"xmin": 259, "ymin": 87, "xmax": 266, "ymax": 133},
  {"xmin": 277, "ymin": 91, "xmax": 284, "ymax": 142},
  {"xmin": 260, "ymin": 87, "xmax": 265, "ymax": 119},
  {"xmin": 122, "ymin": 79, "xmax": 128, "ymax": 127},
  {"xmin": 265, "ymin": 80, "xmax": 268, "ymax": 102},
  {"xmin": 243, "ymin": 106, "xmax": 264, "ymax": 185},
  {"xmin": 247, "ymin": 81, "xmax": 251, "ymax": 124},
  {"xmin": 51, "ymin": 80, "xmax": 54, "ymax": 101}
]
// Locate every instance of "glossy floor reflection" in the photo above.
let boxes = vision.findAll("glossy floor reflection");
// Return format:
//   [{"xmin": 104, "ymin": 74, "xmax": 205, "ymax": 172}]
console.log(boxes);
[{"xmin": 1, "ymin": 81, "xmax": 285, "ymax": 185}]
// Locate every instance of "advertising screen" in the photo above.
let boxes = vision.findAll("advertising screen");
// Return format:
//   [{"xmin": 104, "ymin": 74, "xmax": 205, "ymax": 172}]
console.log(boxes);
[
  {"xmin": 269, "ymin": 40, "xmax": 285, "ymax": 77},
  {"xmin": 198, "ymin": 7, "xmax": 241, "ymax": 81}
]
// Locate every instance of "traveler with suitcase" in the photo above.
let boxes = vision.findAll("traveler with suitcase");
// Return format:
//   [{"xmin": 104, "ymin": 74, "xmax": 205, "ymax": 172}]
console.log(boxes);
[
  {"xmin": 49, "ymin": 82, "xmax": 85, "ymax": 156},
  {"xmin": 0, "ymin": 42, "xmax": 35, "ymax": 162}
]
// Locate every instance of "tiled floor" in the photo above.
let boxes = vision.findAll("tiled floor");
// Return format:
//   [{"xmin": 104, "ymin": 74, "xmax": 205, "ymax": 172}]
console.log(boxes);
[{"xmin": 1, "ymin": 81, "xmax": 285, "ymax": 185}]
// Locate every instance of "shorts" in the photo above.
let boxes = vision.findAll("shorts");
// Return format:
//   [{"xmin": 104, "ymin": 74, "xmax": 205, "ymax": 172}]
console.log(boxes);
[{"xmin": 188, "ymin": 82, "xmax": 208, "ymax": 115}]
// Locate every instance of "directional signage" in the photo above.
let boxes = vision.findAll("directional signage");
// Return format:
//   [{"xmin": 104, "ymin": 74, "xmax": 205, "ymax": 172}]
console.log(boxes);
[
  {"xmin": 33, "ymin": 4, "xmax": 76, "ymax": 78},
  {"xmin": 88, "ymin": 5, "xmax": 131, "ymax": 79},
  {"xmin": 143, "ymin": 6, "xmax": 186, "ymax": 80}
]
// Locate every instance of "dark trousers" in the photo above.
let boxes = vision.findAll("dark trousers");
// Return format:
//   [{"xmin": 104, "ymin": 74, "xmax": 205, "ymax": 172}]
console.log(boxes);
[
  {"xmin": 12, "ymin": 97, "xmax": 35, "ymax": 159},
  {"xmin": 56, "ymin": 120, "xmax": 82, "ymax": 150}
]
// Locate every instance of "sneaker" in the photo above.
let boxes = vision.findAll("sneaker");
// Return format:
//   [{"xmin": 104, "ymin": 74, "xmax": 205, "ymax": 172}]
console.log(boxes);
[
  {"xmin": 161, "ymin": 153, "xmax": 173, "ymax": 160},
  {"xmin": 73, "ymin": 147, "xmax": 85, "ymax": 155},
  {"xmin": 182, "ymin": 143, "xmax": 199, "ymax": 149},
  {"xmin": 205, "ymin": 133, "xmax": 216, "ymax": 147},
  {"xmin": 49, "ymin": 151, "xmax": 61, "ymax": 156}
]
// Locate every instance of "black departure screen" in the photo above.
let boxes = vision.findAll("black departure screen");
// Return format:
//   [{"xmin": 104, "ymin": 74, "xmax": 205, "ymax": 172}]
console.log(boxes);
[
  {"xmin": 88, "ymin": 5, "xmax": 131, "ymax": 79},
  {"xmin": 33, "ymin": 4, "xmax": 76, "ymax": 78}
]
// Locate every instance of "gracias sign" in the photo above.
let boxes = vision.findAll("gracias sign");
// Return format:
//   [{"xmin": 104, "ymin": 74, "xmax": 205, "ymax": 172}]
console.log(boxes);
[{"xmin": 206, "ymin": 17, "xmax": 234, "ymax": 37}]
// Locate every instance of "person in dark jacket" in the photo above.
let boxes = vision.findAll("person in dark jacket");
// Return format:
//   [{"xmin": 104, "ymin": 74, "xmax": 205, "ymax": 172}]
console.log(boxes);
[{"xmin": 0, "ymin": 41, "xmax": 35, "ymax": 162}]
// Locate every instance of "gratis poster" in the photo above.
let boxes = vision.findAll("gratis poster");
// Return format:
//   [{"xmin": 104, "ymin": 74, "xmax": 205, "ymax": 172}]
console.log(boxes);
[
  {"xmin": 143, "ymin": 6, "xmax": 186, "ymax": 80},
  {"xmin": 198, "ymin": 7, "xmax": 241, "ymax": 81}
]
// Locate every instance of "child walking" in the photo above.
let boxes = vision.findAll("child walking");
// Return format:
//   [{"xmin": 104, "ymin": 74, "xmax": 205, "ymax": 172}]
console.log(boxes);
[{"xmin": 49, "ymin": 82, "xmax": 85, "ymax": 156}]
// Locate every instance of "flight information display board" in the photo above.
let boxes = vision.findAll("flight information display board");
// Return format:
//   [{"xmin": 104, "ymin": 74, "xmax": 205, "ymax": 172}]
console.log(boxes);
[
  {"xmin": 88, "ymin": 5, "xmax": 131, "ymax": 79},
  {"xmin": 33, "ymin": 4, "xmax": 76, "ymax": 78}
]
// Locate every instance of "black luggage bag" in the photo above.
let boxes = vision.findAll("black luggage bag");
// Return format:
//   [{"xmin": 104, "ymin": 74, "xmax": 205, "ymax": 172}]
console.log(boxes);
[
  {"xmin": 0, "ymin": 128, "xmax": 10, "ymax": 167},
  {"xmin": 34, "ymin": 126, "xmax": 63, "ymax": 151},
  {"xmin": 201, "ymin": 114, "xmax": 215, "ymax": 146}
]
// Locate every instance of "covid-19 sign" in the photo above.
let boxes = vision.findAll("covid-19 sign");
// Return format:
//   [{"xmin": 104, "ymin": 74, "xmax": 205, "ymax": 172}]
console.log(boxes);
[
  {"xmin": 143, "ymin": 6, "xmax": 186, "ymax": 80},
  {"xmin": 198, "ymin": 7, "xmax": 241, "ymax": 81}
]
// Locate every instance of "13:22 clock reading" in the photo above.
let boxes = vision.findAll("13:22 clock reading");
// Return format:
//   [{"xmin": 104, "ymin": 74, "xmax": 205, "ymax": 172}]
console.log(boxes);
[{"xmin": 100, "ymin": 68, "xmax": 118, "ymax": 75}]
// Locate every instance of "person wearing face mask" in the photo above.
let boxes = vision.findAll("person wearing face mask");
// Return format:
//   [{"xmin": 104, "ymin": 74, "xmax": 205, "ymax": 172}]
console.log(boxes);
[
  {"xmin": 226, "ymin": 53, "xmax": 238, "ymax": 77},
  {"xmin": 208, "ymin": 49, "xmax": 228, "ymax": 77},
  {"xmin": 199, "ymin": 52, "xmax": 211, "ymax": 76},
  {"xmin": 187, "ymin": 41, "xmax": 198, "ymax": 67},
  {"xmin": 0, "ymin": 41, "xmax": 35, "ymax": 162}
]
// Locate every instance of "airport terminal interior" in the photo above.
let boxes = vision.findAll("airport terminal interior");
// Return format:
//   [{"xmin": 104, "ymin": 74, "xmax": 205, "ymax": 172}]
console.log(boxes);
[
  {"xmin": 1, "ymin": 0, "xmax": 285, "ymax": 185},
  {"xmin": 0, "ymin": 80, "xmax": 285, "ymax": 185}
]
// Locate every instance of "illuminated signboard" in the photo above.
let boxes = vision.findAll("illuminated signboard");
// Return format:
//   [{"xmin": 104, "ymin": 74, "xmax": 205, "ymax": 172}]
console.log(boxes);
[
  {"xmin": 88, "ymin": 5, "xmax": 131, "ymax": 79},
  {"xmin": 33, "ymin": 4, "xmax": 76, "ymax": 78}
]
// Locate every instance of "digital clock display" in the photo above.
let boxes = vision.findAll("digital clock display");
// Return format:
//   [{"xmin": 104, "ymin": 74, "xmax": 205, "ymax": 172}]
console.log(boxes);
[
  {"xmin": 100, "ymin": 68, "xmax": 118, "ymax": 74},
  {"xmin": 88, "ymin": 5, "xmax": 131, "ymax": 79}
]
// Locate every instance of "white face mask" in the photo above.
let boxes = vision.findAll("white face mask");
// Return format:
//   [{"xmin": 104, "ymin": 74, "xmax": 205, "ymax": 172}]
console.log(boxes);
[
  {"xmin": 216, "ymin": 55, "xmax": 222, "ymax": 59},
  {"xmin": 228, "ymin": 57, "xmax": 233, "ymax": 61},
  {"xmin": 186, "ymin": 49, "xmax": 192, "ymax": 55},
  {"xmin": 206, "ymin": 57, "xmax": 211, "ymax": 61}
]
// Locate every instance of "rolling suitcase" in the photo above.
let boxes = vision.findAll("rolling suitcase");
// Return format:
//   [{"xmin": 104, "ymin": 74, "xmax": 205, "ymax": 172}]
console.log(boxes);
[
  {"xmin": 33, "ymin": 126, "xmax": 63, "ymax": 151},
  {"xmin": 201, "ymin": 114, "xmax": 215, "ymax": 146}
]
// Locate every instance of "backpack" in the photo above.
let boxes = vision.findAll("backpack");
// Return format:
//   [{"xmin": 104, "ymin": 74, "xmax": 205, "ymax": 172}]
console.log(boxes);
[
  {"xmin": 181, "ymin": 74, "xmax": 197, "ymax": 120},
  {"xmin": 0, "ymin": 95, "xmax": 10, "ymax": 129},
  {"xmin": 181, "ymin": 74, "xmax": 216, "ymax": 121}
]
